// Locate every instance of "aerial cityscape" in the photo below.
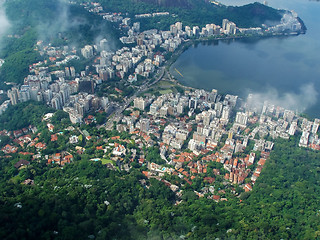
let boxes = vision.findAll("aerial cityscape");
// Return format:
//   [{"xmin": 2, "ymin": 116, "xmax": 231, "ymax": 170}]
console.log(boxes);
[{"xmin": 0, "ymin": 0, "xmax": 319, "ymax": 239}]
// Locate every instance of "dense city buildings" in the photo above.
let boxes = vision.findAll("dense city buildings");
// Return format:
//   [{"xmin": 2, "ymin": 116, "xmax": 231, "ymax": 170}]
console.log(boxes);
[{"xmin": 0, "ymin": 0, "xmax": 311, "ymax": 199}]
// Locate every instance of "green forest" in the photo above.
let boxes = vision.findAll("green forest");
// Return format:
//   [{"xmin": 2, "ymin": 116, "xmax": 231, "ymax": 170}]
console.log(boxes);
[{"xmin": 0, "ymin": 101, "xmax": 52, "ymax": 130}]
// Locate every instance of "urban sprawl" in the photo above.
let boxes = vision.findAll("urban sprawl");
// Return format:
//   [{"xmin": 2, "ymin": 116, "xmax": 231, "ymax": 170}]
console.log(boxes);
[{"xmin": 0, "ymin": 2, "xmax": 313, "ymax": 200}]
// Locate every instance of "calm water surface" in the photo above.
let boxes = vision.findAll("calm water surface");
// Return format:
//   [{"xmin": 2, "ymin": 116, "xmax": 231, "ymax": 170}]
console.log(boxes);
[{"xmin": 170, "ymin": 0, "xmax": 320, "ymax": 117}]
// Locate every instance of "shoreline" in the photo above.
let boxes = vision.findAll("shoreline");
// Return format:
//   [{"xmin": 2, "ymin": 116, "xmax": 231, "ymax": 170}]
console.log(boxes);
[
  {"xmin": 164, "ymin": 30, "xmax": 305, "ymax": 84},
  {"xmin": 159, "ymin": 31, "xmax": 312, "ymax": 117},
  {"xmin": 165, "ymin": 28, "xmax": 305, "ymax": 67}
]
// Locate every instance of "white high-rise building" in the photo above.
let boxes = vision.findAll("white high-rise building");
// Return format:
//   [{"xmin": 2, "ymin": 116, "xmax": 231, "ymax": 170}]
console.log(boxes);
[
  {"xmin": 235, "ymin": 112, "xmax": 248, "ymax": 127},
  {"xmin": 214, "ymin": 102, "xmax": 223, "ymax": 116},
  {"xmin": 51, "ymin": 96, "xmax": 61, "ymax": 110},
  {"xmin": 43, "ymin": 89, "xmax": 53, "ymax": 103},
  {"xmin": 185, "ymin": 26, "xmax": 193, "ymax": 37},
  {"xmin": 222, "ymin": 19, "xmax": 229, "ymax": 31},
  {"xmin": 30, "ymin": 86, "xmax": 39, "ymax": 101},
  {"xmin": 134, "ymin": 97, "xmax": 146, "ymax": 111},
  {"xmin": 189, "ymin": 97, "xmax": 197, "ymax": 109},
  {"xmin": 221, "ymin": 106, "xmax": 230, "ymax": 122},
  {"xmin": 203, "ymin": 112, "xmax": 212, "ymax": 126},
  {"xmin": 312, "ymin": 119, "xmax": 320, "ymax": 134},
  {"xmin": 7, "ymin": 87, "xmax": 19, "ymax": 105},
  {"xmin": 177, "ymin": 103, "xmax": 184, "ymax": 114},
  {"xmin": 170, "ymin": 24, "xmax": 178, "ymax": 35},
  {"xmin": 65, "ymin": 67, "xmax": 70, "ymax": 78},
  {"xmin": 208, "ymin": 89, "xmax": 217, "ymax": 102},
  {"xmin": 150, "ymin": 103, "xmax": 159, "ymax": 115},
  {"xmin": 100, "ymin": 39, "xmax": 109, "ymax": 51},
  {"xmin": 193, "ymin": 26, "xmax": 200, "ymax": 36},
  {"xmin": 19, "ymin": 86, "xmax": 31, "ymax": 103},
  {"xmin": 81, "ymin": 45, "xmax": 94, "ymax": 59},
  {"xmin": 70, "ymin": 67, "xmax": 76, "ymax": 78},
  {"xmin": 175, "ymin": 22, "xmax": 182, "ymax": 31},
  {"xmin": 101, "ymin": 97, "xmax": 109, "ymax": 109},
  {"xmin": 133, "ymin": 22, "xmax": 140, "ymax": 32},
  {"xmin": 288, "ymin": 121, "xmax": 297, "ymax": 136},
  {"xmin": 226, "ymin": 22, "xmax": 237, "ymax": 35},
  {"xmin": 60, "ymin": 84, "xmax": 70, "ymax": 105},
  {"xmin": 140, "ymin": 118, "xmax": 150, "ymax": 133},
  {"xmin": 222, "ymin": 19, "xmax": 237, "ymax": 34}
]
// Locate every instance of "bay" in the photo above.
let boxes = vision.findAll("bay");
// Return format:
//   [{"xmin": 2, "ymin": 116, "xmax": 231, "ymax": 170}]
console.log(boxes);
[{"xmin": 170, "ymin": 0, "xmax": 320, "ymax": 117}]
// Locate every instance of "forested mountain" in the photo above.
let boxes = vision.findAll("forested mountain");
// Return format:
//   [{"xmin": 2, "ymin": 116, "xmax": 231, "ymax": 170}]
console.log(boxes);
[{"xmin": 87, "ymin": 0, "xmax": 282, "ymax": 28}]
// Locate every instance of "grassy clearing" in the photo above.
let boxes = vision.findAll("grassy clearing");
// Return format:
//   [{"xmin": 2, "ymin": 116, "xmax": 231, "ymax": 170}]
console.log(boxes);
[
  {"xmin": 159, "ymin": 89, "xmax": 172, "ymax": 94},
  {"xmin": 156, "ymin": 80, "xmax": 175, "ymax": 88},
  {"xmin": 141, "ymin": 79, "xmax": 184, "ymax": 96},
  {"xmin": 101, "ymin": 159, "xmax": 114, "ymax": 165}
]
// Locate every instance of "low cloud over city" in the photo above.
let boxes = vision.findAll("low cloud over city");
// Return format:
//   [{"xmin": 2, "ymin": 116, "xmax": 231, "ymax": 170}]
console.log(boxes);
[
  {"xmin": 246, "ymin": 83, "xmax": 318, "ymax": 113},
  {"xmin": 36, "ymin": 0, "xmax": 73, "ymax": 42}
]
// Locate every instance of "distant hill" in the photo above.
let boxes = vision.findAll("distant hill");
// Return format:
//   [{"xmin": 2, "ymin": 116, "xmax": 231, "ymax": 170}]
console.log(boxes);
[
  {"xmin": 97, "ymin": 0, "xmax": 282, "ymax": 28},
  {"xmin": 226, "ymin": 2, "xmax": 284, "ymax": 27},
  {"xmin": 135, "ymin": 0, "xmax": 193, "ymax": 8}
]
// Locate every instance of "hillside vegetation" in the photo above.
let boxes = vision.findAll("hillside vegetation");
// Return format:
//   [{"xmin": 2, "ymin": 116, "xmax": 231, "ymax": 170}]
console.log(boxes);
[{"xmin": 0, "ymin": 132, "xmax": 319, "ymax": 239}]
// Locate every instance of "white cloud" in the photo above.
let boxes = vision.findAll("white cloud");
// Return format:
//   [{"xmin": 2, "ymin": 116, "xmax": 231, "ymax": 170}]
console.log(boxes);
[
  {"xmin": 246, "ymin": 83, "xmax": 318, "ymax": 113},
  {"xmin": 0, "ymin": 3, "xmax": 10, "ymax": 40}
]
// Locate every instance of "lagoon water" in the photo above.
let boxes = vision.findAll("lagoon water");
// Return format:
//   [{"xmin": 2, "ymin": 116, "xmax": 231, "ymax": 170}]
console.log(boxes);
[{"xmin": 170, "ymin": 0, "xmax": 320, "ymax": 117}]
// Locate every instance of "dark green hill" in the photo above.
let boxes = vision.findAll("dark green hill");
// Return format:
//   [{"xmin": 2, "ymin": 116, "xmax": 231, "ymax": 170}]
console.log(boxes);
[
  {"xmin": 136, "ymin": 0, "xmax": 193, "ymax": 8},
  {"xmin": 94, "ymin": 0, "xmax": 282, "ymax": 28}
]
